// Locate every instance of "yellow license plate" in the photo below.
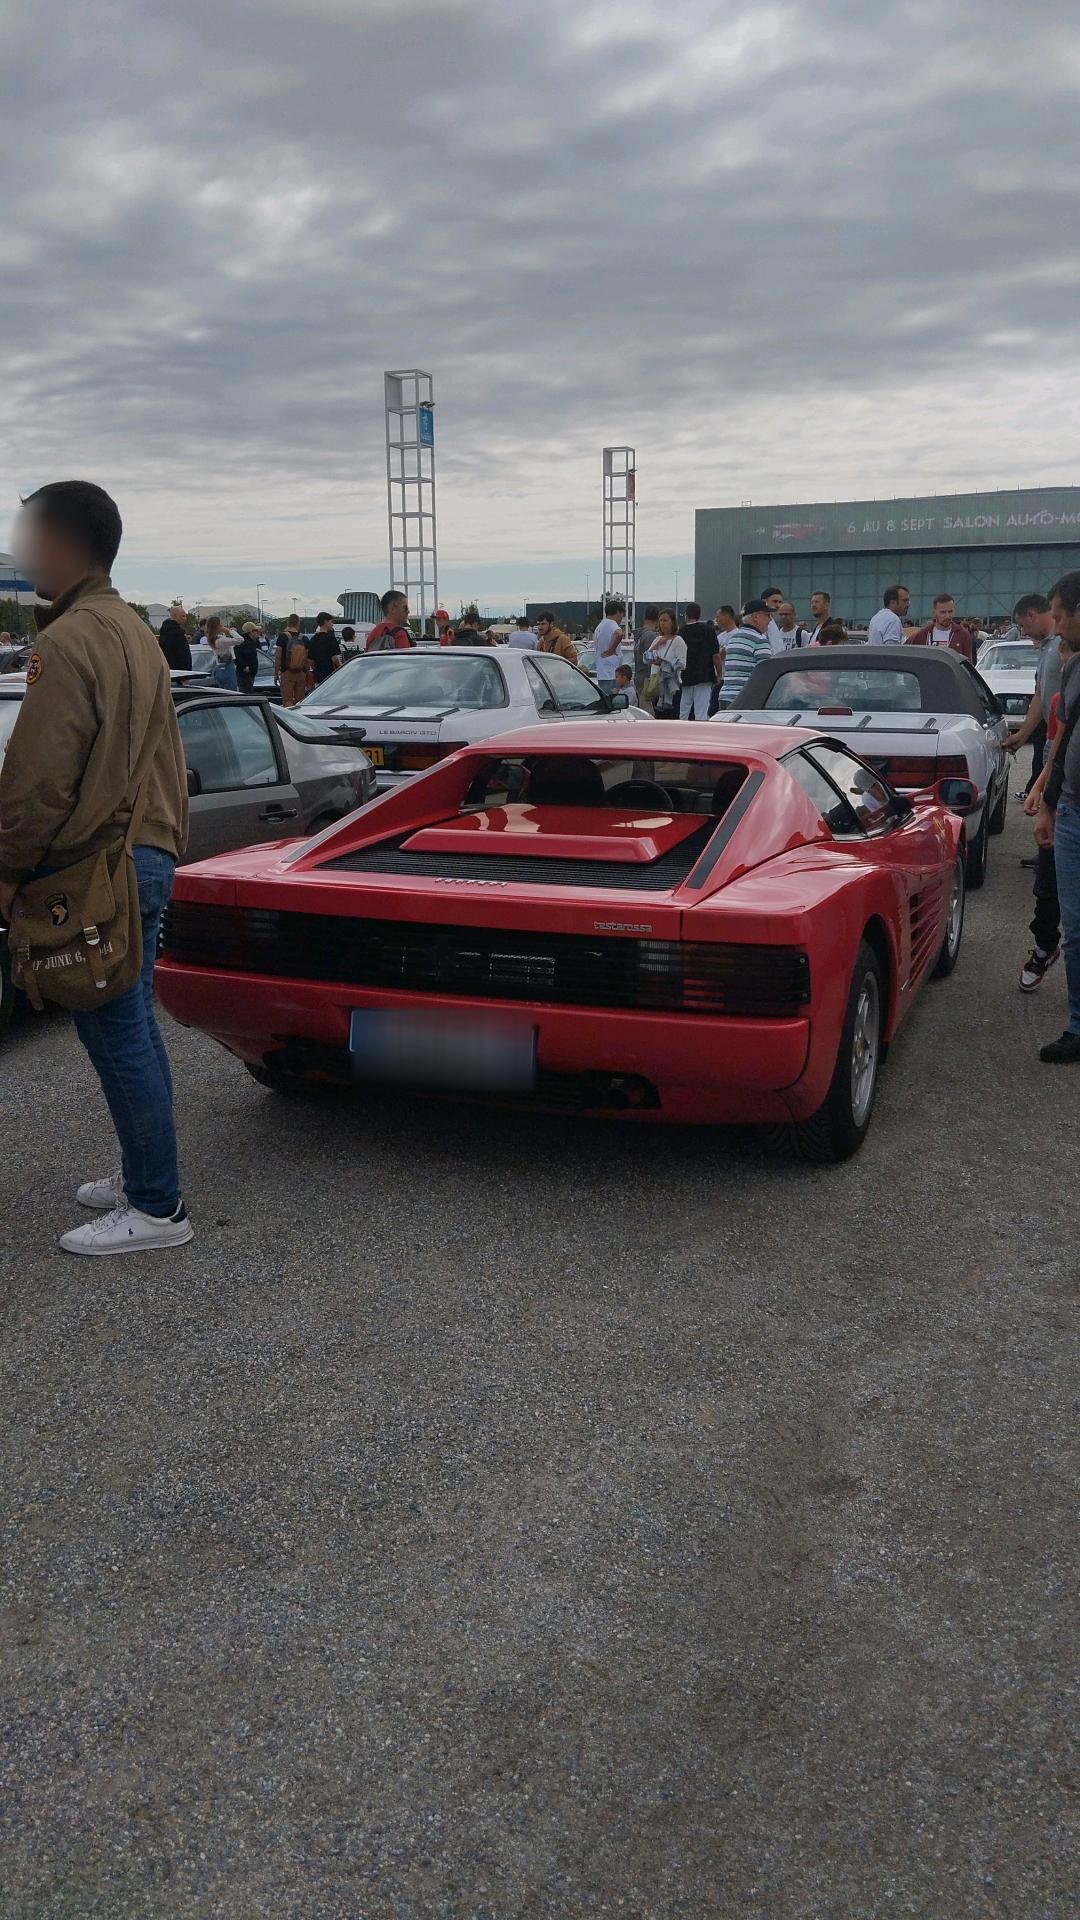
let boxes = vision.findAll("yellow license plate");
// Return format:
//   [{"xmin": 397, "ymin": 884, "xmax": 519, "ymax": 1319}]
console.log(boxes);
[{"xmin": 364, "ymin": 745, "xmax": 385, "ymax": 767}]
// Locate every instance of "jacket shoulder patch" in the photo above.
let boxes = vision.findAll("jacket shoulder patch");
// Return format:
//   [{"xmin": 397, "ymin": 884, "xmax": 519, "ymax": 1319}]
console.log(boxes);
[{"xmin": 25, "ymin": 652, "xmax": 43, "ymax": 686}]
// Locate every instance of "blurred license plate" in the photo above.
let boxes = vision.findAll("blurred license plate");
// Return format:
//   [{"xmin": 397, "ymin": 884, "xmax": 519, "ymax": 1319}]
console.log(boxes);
[
  {"xmin": 363, "ymin": 745, "xmax": 385, "ymax": 767},
  {"xmin": 349, "ymin": 1010, "xmax": 536, "ymax": 1091}
]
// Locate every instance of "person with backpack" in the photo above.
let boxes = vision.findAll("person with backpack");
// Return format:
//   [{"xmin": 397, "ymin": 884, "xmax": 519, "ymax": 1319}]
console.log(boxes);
[
  {"xmin": 365, "ymin": 590, "xmax": 413, "ymax": 652},
  {"xmin": 274, "ymin": 614, "xmax": 309, "ymax": 706}
]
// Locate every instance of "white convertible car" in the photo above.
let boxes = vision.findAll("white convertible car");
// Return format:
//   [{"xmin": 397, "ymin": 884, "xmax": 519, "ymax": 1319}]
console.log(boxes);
[
  {"xmin": 723, "ymin": 644, "xmax": 1010, "ymax": 889},
  {"xmin": 300, "ymin": 644, "xmax": 652, "ymax": 788}
]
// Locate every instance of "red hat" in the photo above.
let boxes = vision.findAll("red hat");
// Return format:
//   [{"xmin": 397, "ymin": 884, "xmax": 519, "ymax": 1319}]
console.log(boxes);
[{"xmin": 434, "ymin": 608, "xmax": 450, "ymax": 621}]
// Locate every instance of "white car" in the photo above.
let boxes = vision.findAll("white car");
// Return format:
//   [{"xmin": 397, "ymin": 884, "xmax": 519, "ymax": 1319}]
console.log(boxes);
[
  {"xmin": 723, "ymin": 643, "xmax": 1010, "ymax": 889},
  {"xmin": 974, "ymin": 639, "xmax": 1036, "ymax": 732},
  {"xmin": 300, "ymin": 644, "xmax": 652, "ymax": 787}
]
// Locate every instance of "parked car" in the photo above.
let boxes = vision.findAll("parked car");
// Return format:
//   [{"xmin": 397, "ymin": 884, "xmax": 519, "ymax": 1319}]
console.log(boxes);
[
  {"xmin": 973, "ymin": 639, "xmax": 1037, "ymax": 731},
  {"xmin": 300, "ymin": 644, "xmax": 652, "ymax": 789},
  {"xmin": 155, "ymin": 718, "xmax": 971, "ymax": 1163},
  {"xmin": 723, "ymin": 644, "xmax": 1010, "ymax": 888},
  {"xmin": 0, "ymin": 683, "xmax": 374, "ymax": 1041}
]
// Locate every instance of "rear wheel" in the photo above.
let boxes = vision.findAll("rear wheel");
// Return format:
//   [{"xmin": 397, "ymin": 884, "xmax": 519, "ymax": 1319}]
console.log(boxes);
[
  {"xmin": 786, "ymin": 941, "xmax": 883, "ymax": 1163},
  {"xmin": 931, "ymin": 855, "xmax": 965, "ymax": 979},
  {"xmin": 964, "ymin": 808, "xmax": 989, "ymax": 889},
  {"xmin": 0, "ymin": 936, "xmax": 15, "ymax": 1046}
]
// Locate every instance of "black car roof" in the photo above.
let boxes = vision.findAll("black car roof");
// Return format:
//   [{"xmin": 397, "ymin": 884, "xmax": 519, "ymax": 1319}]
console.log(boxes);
[{"xmin": 736, "ymin": 645, "xmax": 988, "ymax": 721}]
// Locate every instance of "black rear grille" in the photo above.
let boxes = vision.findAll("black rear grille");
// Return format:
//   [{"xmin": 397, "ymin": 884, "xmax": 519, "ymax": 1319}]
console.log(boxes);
[
  {"xmin": 162, "ymin": 903, "xmax": 811, "ymax": 1018},
  {"xmin": 321, "ymin": 822, "xmax": 716, "ymax": 891}
]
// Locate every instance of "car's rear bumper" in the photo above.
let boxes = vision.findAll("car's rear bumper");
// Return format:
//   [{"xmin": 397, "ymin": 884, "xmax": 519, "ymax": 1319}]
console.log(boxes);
[{"xmin": 155, "ymin": 962, "xmax": 828, "ymax": 1123}]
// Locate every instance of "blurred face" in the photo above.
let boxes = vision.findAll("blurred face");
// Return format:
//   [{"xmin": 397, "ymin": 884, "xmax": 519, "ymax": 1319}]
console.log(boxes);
[
  {"xmin": 933, "ymin": 598, "xmax": 955, "ymax": 626},
  {"xmin": 895, "ymin": 588, "xmax": 911, "ymax": 617},
  {"xmin": 13, "ymin": 502, "xmax": 73, "ymax": 601},
  {"xmin": 1050, "ymin": 593, "xmax": 1080, "ymax": 648},
  {"xmin": 778, "ymin": 602, "xmax": 796, "ymax": 628},
  {"xmin": 387, "ymin": 597, "xmax": 408, "ymax": 625},
  {"xmin": 747, "ymin": 610, "xmax": 770, "ymax": 634},
  {"xmin": 658, "ymin": 613, "xmax": 677, "ymax": 638},
  {"xmin": 810, "ymin": 593, "xmax": 829, "ymax": 620},
  {"xmin": 764, "ymin": 591, "xmax": 782, "ymax": 614},
  {"xmin": 537, "ymin": 618, "xmax": 551, "ymax": 638}
]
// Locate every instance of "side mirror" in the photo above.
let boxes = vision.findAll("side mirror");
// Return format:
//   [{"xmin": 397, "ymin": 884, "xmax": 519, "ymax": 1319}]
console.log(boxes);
[
  {"xmin": 186, "ymin": 765, "xmax": 202, "ymax": 799},
  {"xmin": 937, "ymin": 776, "xmax": 977, "ymax": 814},
  {"xmin": 609, "ymin": 691, "xmax": 629, "ymax": 709}
]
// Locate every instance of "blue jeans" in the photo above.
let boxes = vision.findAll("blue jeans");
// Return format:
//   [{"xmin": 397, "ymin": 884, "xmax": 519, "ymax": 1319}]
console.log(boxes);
[
  {"xmin": 211, "ymin": 659, "xmax": 237, "ymax": 690},
  {"xmin": 71, "ymin": 846, "xmax": 180, "ymax": 1215},
  {"xmin": 1055, "ymin": 801, "xmax": 1080, "ymax": 1035}
]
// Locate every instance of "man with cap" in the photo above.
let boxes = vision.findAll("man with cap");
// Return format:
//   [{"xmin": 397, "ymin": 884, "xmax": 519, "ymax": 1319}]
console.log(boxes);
[
  {"xmin": 234, "ymin": 621, "xmax": 262, "ymax": 693},
  {"xmin": 716, "ymin": 600, "xmax": 775, "ymax": 709},
  {"xmin": 157, "ymin": 602, "xmax": 192, "ymax": 673},
  {"xmin": 434, "ymin": 608, "xmax": 454, "ymax": 646}
]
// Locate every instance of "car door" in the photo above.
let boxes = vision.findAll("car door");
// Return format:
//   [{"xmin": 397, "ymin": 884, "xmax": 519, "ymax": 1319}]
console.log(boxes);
[
  {"xmin": 522, "ymin": 655, "xmax": 566, "ymax": 723},
  {"xmin": 959, "ymin": 661, "xmax": 1009, "ymax": 806},
  {"xmin": 802, "ymin": 743, "xmax": 951, "ymax": 989},
  {"xmin": 178, "ymin": 699, "xmax": 302, "ymax": 860},
  {"xmin": 530, "ymin": 653, "xmax": 611, "ymax": 716}
]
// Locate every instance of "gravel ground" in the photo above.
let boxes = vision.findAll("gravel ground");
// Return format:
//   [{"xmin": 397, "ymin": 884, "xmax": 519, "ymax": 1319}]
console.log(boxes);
[{"xmin": 0, "ymin": 802, "xmax": 1075, "ymax": 1919}]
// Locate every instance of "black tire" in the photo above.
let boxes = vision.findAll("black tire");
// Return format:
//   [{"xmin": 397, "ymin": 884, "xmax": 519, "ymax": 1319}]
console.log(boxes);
[
  {"xmin": 786, "ymin": 940, "xmax": 884, "ymax": 1163},
  {"xmin": 964, "ymin": 809, "xmax": 989, "ymax": 890},
  {"xmin": 931, "ymin": 855, "xmax": 965, "ymax": 979},
  {"xmin": 988, "ymin": 779, "xmax": 1008, "ymax": 836}
]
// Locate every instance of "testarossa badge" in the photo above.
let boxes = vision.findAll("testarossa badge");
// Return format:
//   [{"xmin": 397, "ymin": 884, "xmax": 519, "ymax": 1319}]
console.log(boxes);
[{"xmin": 25, "ymin": 652, "xmax": 43, "ymax": 686}]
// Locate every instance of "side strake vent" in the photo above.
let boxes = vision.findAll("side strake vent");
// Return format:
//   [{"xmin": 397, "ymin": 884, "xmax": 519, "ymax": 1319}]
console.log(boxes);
[{"xmin": 162, "ymin": 902, "xmax": 812, "ymax": 1018}]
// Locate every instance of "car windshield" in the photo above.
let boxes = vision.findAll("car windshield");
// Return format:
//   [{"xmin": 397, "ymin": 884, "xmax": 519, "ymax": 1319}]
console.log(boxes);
[
  {"xmin": 762, "ymin": 666, "xmax": 924, "ymax": 713},
  {"xmin": 0, "ymin": 698, "xmax": 22, "ymax": 758},
  {"xmin": 462, "ymin": 756, "xmax": 748, "ymax": 817},
  {"xmin": 304, "ymin": 653, "xmax": 508, "ymax": 711},
  {"xmin": 979, "ymin": 644, "xmax": 1035, "ymax": 672}
]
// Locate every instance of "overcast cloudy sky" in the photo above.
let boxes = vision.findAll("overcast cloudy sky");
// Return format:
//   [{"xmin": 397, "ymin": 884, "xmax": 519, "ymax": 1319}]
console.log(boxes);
[{"xmin": 3, "ymin": 0, "xmax": 1078, "ymax": 611}]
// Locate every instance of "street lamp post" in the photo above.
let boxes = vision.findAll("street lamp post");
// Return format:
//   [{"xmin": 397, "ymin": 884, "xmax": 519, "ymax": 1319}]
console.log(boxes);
[{"xmin": 256, "ymin": 583, "xmax": 267, "ymax": 623}]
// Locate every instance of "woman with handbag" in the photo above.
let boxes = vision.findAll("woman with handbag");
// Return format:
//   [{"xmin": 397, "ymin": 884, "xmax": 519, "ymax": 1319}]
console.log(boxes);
[
  {"xmin": 644, "ymin": 609, "xmax": 687, "ymax": 718},
  {"xmin": 0, "ymin": 481, "xmax": 193, "ymax": 1256}
]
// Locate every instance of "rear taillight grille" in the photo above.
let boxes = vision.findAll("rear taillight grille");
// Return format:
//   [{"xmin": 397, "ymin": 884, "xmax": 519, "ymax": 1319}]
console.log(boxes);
[{"xmin": 162, "ymin": 903, "xmax": 811, "ymax": 1018}]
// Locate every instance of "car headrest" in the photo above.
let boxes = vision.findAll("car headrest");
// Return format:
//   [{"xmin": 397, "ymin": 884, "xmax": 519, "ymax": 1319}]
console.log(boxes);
[{"xmin": 527, "ymin": 756, "xmax": 606, "ymax": 809}]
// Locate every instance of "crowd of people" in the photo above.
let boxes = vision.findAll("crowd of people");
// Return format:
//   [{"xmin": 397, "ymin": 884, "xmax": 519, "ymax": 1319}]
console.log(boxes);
[{"xmin": 0, "ymin": 482, "xmax": 1076, "ymax": 1260}]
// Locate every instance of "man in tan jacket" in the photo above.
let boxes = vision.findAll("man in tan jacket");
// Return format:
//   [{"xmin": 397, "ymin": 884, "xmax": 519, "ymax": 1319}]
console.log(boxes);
[
  {"xmin": 0, "ymin": 481, "xmax": 193, "ymax": 1256},
  {"xmin": 535, "ymin": 613, "xmax": 577, "ymax": 663}
]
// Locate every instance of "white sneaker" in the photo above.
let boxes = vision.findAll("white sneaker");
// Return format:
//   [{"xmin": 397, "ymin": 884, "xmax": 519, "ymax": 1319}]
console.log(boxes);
[
  {"xmin": 60, "ymin": 1199, "xmax": 194, "ymax": 1257},
  {"xmin": 76, "ymin": 1169, "xmax": 124, "ymax": 1211}
]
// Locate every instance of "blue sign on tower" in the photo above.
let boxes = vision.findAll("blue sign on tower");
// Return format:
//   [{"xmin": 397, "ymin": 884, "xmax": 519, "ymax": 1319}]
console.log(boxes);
[{"xmin": 418, "ymin": 404, "xmax": 434, "ymax": 447}]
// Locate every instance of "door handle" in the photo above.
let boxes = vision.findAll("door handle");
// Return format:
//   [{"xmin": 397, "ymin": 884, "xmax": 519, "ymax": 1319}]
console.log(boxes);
[{"xmin": 258, "ymin": 803, "xmax": 299, "ymax": 822}]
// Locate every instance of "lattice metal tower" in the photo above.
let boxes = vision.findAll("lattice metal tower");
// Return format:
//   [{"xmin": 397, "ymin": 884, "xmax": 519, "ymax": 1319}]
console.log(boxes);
[
  {"xmin": 384, "ymin": 370, "xmax": 438, "ymax": 626},
  {"xmin": 602, "ymin": 446, "xmax": 636, "ymax": 629}
]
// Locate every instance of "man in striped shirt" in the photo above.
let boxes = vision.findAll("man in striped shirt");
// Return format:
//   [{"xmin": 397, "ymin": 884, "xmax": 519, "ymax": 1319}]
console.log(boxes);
[{"xmin": 716, "ymin": 600, "xmax": 775, "ymax": 709}]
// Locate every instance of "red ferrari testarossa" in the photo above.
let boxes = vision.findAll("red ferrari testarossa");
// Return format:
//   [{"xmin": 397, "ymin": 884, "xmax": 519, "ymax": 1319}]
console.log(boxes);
[{"xmin": 156, "ymin": 721, "xmax": 971, "ymax": 1160}]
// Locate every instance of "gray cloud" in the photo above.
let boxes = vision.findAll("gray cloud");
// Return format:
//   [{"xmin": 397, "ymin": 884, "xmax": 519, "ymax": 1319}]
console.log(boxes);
[{"xmin": 2, "ymin": 0, "xmax": 1078, "ymax": 606}]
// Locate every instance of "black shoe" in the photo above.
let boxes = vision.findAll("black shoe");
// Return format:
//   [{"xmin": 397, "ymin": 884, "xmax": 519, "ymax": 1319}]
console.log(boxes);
[
  {"xmin": 1039, "ymin": 1031, "xmax": 1080, "ymax": 1064},
  {"xmin": 1019, "ymin": 855, "xmax": 1037, "ymax": 870}
]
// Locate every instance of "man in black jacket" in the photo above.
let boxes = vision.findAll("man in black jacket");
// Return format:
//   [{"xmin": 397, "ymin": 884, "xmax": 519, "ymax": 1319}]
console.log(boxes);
[
  {"xmin": 678, "ymin": 602, "xmax": 721, "ymax": 720},
  {"xmin": 157, "ymin": 603, "xmax": 191, "ymax": 672}
]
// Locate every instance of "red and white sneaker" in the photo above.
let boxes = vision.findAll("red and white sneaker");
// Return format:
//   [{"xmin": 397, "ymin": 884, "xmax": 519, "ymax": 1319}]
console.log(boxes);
[
  {"xmin": 60, "ymin": 1199, "xmax": 194, "ymax": 1257},
  {"xmin": 1019, "ymin": 946, "xmax": 1060, "ymax": 992}
]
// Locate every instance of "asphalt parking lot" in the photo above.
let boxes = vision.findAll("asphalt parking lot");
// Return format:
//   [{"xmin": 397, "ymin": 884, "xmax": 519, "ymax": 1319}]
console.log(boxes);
[{"xmin": 1, "ymin": 800, "xmax": 1075, "ymax": 1919}]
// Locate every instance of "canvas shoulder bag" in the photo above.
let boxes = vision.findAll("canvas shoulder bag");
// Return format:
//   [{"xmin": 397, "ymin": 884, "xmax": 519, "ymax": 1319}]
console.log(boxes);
[{"xmin": 9, "ymin": 774, "xmax": 152, "ymax": 1014}]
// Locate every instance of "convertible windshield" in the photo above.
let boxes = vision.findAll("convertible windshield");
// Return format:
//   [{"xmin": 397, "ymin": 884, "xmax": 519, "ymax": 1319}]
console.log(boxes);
[
  {"xmin": 304, "ymin": 653, "xmax": 508, "ymax": 711},
  {"xmin": 762, "ymin": 667, "xmax": 924, "ymax": 713},
  {"xmin": 979, "ymin": 644, "xmax": 1035, "ymax": 672}
]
